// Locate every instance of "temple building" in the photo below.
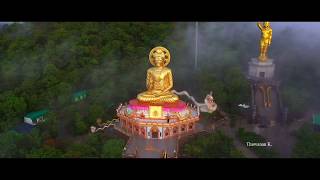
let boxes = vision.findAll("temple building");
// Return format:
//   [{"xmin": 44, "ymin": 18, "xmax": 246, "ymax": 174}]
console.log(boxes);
[
  {"xmin": 116, "ymin": 99, "xmax": 199, "ymax": 139},
  {"xmin": 24, "ymin": 109, "xmax": 48, "ymax": 125},
  {"xmin": 72, "ymin": 90, "xmax": 87, "ymax": 103},
  {"xmin": 312, "ymin": 113, "xmax": 320, "ymax": 132}
]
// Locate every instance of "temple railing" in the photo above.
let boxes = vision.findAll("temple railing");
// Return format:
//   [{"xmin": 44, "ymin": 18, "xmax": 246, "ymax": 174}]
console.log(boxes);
[{"xmin": 117, "ymin": 114, "xmax": 199, "ymax": 126}]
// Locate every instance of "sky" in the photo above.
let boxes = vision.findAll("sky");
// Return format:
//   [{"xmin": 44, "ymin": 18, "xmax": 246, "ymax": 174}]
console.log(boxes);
[{"xmin": 272, "ymin": 22, "xmax": 320, "ymax": 32}]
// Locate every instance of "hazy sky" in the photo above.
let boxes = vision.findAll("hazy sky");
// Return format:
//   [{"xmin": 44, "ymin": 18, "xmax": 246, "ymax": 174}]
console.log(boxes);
[
  {"xmin": 272, "ymin": 22, "xmax": 320, "ymax": 32},
  {"xmin": 2, "ymin": 21, "xmax": 320, "ymax": 33},
  {"xmin": 248, "ymin": 22, "xmax": 319, "ymax": 43}
]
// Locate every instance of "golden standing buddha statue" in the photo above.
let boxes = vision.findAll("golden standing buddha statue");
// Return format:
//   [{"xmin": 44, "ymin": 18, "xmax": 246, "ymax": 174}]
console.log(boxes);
[
  {"xmin": 257, "ymin": 22, "xmax": 273, "ymax": 62},
  {"xmin": 137, "ymin": 46, "xmax": 179, "ymax": 103}
]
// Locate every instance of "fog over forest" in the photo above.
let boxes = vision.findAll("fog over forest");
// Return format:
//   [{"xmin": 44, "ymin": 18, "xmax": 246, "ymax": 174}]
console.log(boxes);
[
  {"xmin": 0, "ymin": 22, "xmax": 320, "ymax": 158},
  {"xmin": 169, "ymin": 22, "xmax": 320, "ymax": 118}
]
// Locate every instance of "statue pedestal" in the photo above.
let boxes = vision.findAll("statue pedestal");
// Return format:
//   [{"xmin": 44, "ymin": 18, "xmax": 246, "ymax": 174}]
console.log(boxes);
[
  {"xmin": 248, "ymin": 58, "xmax": 275, "ymax": 80},
  {"xmin": 247, "ymin": 57, "xmax": 283, "ymax": 128},
  {"xmin": 116, "ymin": 99, "xmax": 199, "ymax": 139}
]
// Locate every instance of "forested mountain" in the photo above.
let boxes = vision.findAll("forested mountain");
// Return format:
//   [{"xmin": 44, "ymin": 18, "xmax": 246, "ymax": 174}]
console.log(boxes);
[{"xmin": 0, "ymin": 22, "xmax": 318, "ymax": 157}]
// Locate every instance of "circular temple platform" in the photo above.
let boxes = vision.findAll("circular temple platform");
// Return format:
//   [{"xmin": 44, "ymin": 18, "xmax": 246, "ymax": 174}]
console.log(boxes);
[{"xmin": 116, "ymin": 99, "xmax": 199, "ymax": 139}]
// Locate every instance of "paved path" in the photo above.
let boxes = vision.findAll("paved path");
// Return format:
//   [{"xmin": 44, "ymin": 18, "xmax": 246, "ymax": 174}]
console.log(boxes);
[
  {"xmin": 121, "ymin": 119, "xmax": 259, "ymax": 158},
  {"xmin": 123, "ymin": 135, "xmax": 178, "ymax": 158},
  {"xmin": 120, "ymin": 110, "xmax": 314, "ymax": 158},
  {"xmin": 252, "ymin": 111, "xmax": 314, "ymax": 158},
  {"xmin": 122, "ymin": 123, "xmax": 205, "ymax": 158},
  {"xmin": 226, "ymin": 111, "xmax": 314, "ymax": 158},
  {"xmin": 221, "ymin": 127, "xmax": 258, "ymax": 158}
]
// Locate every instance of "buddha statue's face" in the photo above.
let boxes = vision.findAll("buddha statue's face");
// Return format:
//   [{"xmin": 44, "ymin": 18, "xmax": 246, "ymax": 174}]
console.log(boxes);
[
  {"xmin": 264, "ymin": 22, "xmax": 270, "ymax": 28},
  {"xmin": 153, "ymin": 49, "xmax": 165, "ymax": 67}
]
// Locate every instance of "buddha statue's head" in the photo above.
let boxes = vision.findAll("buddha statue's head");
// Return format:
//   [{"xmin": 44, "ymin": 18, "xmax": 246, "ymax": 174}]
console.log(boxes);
[
  {"xmin": 149, "ymin": 46, "xmax": 171, "ymax": 67},
  {"xmin": 264, "ymin": 22, "xmax": 270, "ymax": 28},
  {"xmin": 153, "ymin": 49, "xmax": 165, "ymax": 67}
]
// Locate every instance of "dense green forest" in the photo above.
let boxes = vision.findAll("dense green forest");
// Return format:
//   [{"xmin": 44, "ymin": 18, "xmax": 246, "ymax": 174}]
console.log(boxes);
[
  {"xmin": 0, "ymin": 22, "xmax": 176, "ymax": 157},
  {"xmin": 0, "ymin": 22, "xmax": 175, "ymax": 131},
  {"xmin": 181, "ymin": 131, "xmax": 244, "ymax": 158},
  {"xmin": 0, "ymin": 22, "xmax": 251, "ymax": 134},
  {"xmin": 0, "ymin": 22, "xmax": 319, "ymax": 158},
  {"xmin": 292, "ymin": 124, "xmax": 320, "ymax": 158},
  {"xmin": 237, "ymin": 128, "xmax": 278, "ymax": 158}
]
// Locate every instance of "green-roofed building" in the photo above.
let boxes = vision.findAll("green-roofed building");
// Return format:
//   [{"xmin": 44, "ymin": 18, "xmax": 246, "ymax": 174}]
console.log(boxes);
[
  {"xmin": 24, "ymin": 109, "xmax": 49, "ymax": 125},
  {"xmin": 313, "ymin": 113, "xmax": 320, "ymax": 131},
  {"xmin": 72, "ymin": 90, "xmax": 87, "ymax": 102}
]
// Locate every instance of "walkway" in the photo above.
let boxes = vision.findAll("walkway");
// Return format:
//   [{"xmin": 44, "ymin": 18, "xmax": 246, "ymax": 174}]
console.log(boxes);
[
  {"xmin": 221, "ymin": 127, "xmax": 258, "ymax": 158},
  {"xmin": 123, "ymin": 135, "xmax": 178, "ymax": 158},
  {"xmin": 121, "ymin": 124, "xmax": 205, "ymax": 158}
]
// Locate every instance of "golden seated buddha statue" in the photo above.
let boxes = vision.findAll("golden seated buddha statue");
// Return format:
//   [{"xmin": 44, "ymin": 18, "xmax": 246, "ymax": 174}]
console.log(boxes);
[{"xmin": 137, "ymin": 46, "xmax": 179, "ymax": 103}]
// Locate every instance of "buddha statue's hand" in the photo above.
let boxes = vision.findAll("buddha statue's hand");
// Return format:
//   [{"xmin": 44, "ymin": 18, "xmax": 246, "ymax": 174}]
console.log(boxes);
[
  {"xmin": 148, "ymin": 90, "xmax": 161, "ymax": 96},
  {"xmin": 163, "ymin": 87, "xmax": 171, "ymax": 93},
  {"xmin": 154, "ymin": 92, "xmax": 163, "ymax": 97}
]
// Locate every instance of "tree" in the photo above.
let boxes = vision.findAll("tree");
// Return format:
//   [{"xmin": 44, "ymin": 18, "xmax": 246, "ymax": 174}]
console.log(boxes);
[
  {"xmin": 64, "ymin": 143, "xmax": 98, "ymax": 158},
  {"xmin": 237, "ymin": 128, "xmax": 278, "ymax": 158},
  {"xmin": 0, "ymin": 131, "xmax": 25, "ymax": 158},
  {"xmin": 282, "ymin": 86, "xmax": 310, "ymax": 118},
  {"xmin": 182, "ymin": 131, "xmax": 243, "ymax": 158},
  {"xmin": 88, "ymin": 104, "xmax": 104, "ymax": 125},
  {"xmin": 86, "ymin": 133, "xmax": 104, "ymax": 152},
  {"xmin": 292, "ymin": 124, "xmax": 320, "ymax": 158},
  {"xmin": 223, "ymin": 66, "xmax": 250, "ymax": 113},
  {"xmin": 42, "ymin": 63, "xmax": 60, "ymax": 87},
  {"xmin": 73, "ymin": 112, "xmax": 88, "ymax": 135},
  {"xmin": 26, "ymin": 146, "xmax": 64, "ymax": 158},
  {"xmin": 17, "ymin": 128, "xmax": 43, "ymax": 152},
  {"xmin": 101, "ymin": 139, "xmax": 125, "ymax": 158},
  {"xmin": 53, "ymin": 82, "xmax": 72, "ymax": 106},
  {"xmin": 37, "ymin": 111, "xmax": 59, "ymax": 139},
  {"xmin": 0, "ymin": 91, "xmax": 27, "ymax": 132},
  {"xmin": 198, "ymin": 71, "xmax": 228, "ymax": 112}
]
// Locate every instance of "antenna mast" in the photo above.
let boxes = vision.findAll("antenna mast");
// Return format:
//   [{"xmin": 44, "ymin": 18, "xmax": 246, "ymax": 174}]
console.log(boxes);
[{"xmin": 195, "ymin": 22, "xmax": 198, "ymax": 70}]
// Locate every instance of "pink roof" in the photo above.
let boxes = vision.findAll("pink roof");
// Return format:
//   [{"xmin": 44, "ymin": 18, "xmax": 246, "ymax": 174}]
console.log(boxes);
[{"xmin": 128, "ymin": 99, "xmax": 187, "ymax": 112}]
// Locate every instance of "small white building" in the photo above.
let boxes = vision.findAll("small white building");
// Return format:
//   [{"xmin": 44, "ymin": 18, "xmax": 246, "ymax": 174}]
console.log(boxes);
[{"xmin": 24, "ymin": 109, "xmax": 48, "ymax": 125}]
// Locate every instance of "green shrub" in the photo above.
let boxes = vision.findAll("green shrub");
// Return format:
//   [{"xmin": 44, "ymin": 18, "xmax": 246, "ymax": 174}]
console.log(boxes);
[
  {"xmin": 292, "ymin": 124, "xmax": 320, "ymax": 158},
  {"xmin": 182, "ymin": 131, "xmax": 244, "ymax": 158},
  {"xmin": 237, "ymin": 128, "xmax": 278, "ymax": 158}
]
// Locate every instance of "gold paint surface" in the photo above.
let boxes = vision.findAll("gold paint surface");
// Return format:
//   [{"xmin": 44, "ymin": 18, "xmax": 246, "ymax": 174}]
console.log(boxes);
[{"xmin": 137, "ymin": 46, "xmax": 179, "ymax": 103}]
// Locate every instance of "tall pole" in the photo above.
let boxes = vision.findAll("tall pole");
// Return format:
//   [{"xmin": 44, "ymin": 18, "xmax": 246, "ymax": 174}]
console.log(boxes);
[{"xmin": 195, "ymin": 21, "xmax": 198, "ymax": 70}]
